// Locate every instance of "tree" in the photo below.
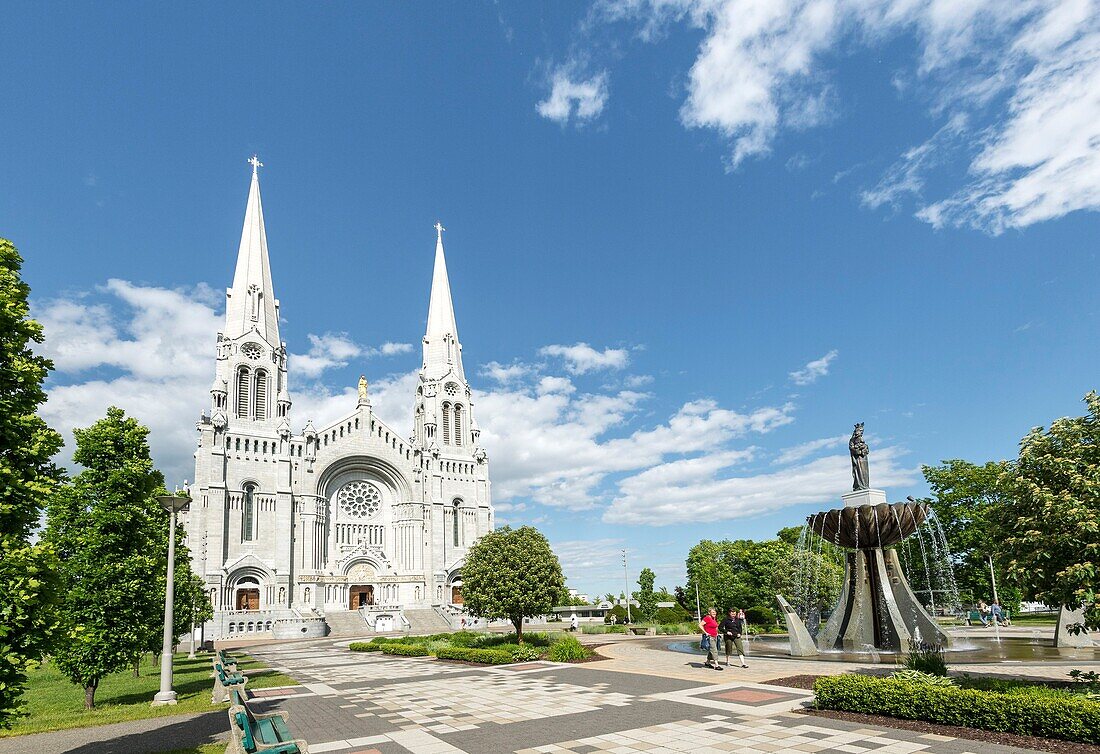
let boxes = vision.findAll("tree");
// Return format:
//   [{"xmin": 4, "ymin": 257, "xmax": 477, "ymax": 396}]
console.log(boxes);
[
  {"xmin": 461, "ymin": 526, "xmax": 566, "ymax": 643},
  {"xmin": 920, "ymin": 459, "xmax": 1013, "ymax": 607},
  {"xmin": 44, "ymin": 408, "xmax": 167, "ymax": 708},
  {"xmin": 995, "ymin": 392, "xmax": 1100, "ymax": 630},
  {"xmin": 633, "ymin": 567, "xmax": 657, "ymax": 621},
  {"xmin": 0, "ymin": 238, "xmax": 64, "ymax": 728}
]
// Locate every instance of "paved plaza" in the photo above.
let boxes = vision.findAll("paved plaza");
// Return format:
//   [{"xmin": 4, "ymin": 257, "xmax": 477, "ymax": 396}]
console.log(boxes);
[
  {"xmin": 6, "ymin": 631, "xmax": 1087, "ymax": 754},
  {"xmin": 235, "ymin": 638, "xmax": 1041, "ymax": 754}
]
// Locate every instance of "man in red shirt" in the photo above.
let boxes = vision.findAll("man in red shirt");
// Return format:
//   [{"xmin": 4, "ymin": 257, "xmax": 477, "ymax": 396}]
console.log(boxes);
[{"xmin": 699, "ymin": 607, "xmax": 723, "ymax": 670}]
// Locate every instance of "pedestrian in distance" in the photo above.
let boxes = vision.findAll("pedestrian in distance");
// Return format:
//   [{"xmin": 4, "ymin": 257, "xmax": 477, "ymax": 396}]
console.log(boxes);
[
  {"xmin": 699, "ymin": 607, "xmax": 724, "ymax": 670},
  {"xmin": 719, "ymin": 608, "xmax": 748, "ymax": 668}
]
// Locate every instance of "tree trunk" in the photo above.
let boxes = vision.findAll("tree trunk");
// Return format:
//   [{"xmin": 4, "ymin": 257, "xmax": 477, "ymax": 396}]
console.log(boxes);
[
  {"xmin": 84, "ymin": 682, "xmax": 97, "ymax": 710},
  {"xmin": 513, "ymin": 616, "xmax": 523, "ymax": 644}
]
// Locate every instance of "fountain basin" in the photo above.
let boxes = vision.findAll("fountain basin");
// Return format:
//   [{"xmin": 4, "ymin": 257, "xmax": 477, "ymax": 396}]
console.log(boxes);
[{"xmin": 806, "ymin": 501, "xmax": 928, "ymax": 549}]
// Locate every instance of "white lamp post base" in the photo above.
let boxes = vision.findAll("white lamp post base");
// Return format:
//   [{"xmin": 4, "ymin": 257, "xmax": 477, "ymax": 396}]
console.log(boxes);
[{"xmin": 151, "ymin": 690, "xmax": 178, "ymax": 706}]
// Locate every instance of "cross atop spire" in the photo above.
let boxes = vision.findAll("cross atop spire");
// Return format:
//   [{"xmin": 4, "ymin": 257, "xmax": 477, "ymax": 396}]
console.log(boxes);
[
  {"xmin": 434, "ymin": 221, "xmax": 445, "ymax": 241},
  {"xmin": 248, "ymin": 154, "xmax": 263, "ymax": 176}
]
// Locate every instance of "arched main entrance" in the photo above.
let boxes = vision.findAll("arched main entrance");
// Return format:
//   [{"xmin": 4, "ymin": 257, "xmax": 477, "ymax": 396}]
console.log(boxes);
[
  {"xmin": 451, "ymin": 585, "xmax": 463, "ymax": 605},
  {"xmin": 349, "ymin": 584, "xmax": 375, "ymax": 610},
  {"xmin": 236, "ymin": 588, "xmax": 260, "ymax": 610}
]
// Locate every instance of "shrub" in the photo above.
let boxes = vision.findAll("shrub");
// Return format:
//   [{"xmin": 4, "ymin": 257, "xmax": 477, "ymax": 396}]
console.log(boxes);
[
  {"xmin": 892, "ymin": 669, "xmax": 955, "ymax": 686},
  {"xmin": 655, "ymin": 622, "xmax": 700, "ymax": 635},
  {"xmin": 447, "ymin": 631, "xmax": 487, "ymax": 647},
  {"xmin": 435, "ymin": 646, "xmax": 515, "ymax": 664},
  {"xmin": 582, "ymin": 624, "xmax": 627, "ymax": 634},
  {"xmin": 656, "ymin": 605, "xmax": 693, "ymax": 624},
  {"xmin": 814, "ymin": 674, "xmax": 1100, "ymax": 744},
  {"xmin": 548, "ymin": 635, "xmax": 592, "ymax": 662},
  {"xmin": 744, "ymin": 606, "xmax": 777, "ymax": 625},
  {"xmin": 509, "ymin": 644, "xmax": 542, "ymax": 661},
  {"xmin": 904, "ymin": 640, "xmax": 948, "ymax": 676},
  {"xmin": 381, "ymin": 643, "xmax": 430, "ymax": 657},
  {"xmin": 605, "ymin": 605, "xmax": 629, "ymax": 624},
  {"xmin": 349, "ymin": 642, "xmax": 382, "ymax": 652}
]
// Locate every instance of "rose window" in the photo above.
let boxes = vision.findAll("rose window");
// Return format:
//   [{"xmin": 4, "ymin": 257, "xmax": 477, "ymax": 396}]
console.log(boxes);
[
  {"xmin": 241, "ymin": 342, "xmax": 263, "ymax": 360},
  {"xmin": 444, "ymin": 382, "xmax": 459, "ymax": 396},
  {"xmin": 338, "ymin": 481, "xmax": 381, "ymax": 518}
]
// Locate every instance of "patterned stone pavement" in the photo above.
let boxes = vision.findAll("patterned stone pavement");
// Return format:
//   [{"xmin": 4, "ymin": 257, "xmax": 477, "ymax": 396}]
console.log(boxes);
[{"xmin": 243, "ymin": 641, "xmax": 1043, "ymax": 754}]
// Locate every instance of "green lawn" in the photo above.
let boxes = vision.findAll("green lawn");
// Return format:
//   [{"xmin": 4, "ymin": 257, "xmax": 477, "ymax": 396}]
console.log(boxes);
[{"xmin": 0, "ymin": 651, "xmax": 297, "ymax": 738}]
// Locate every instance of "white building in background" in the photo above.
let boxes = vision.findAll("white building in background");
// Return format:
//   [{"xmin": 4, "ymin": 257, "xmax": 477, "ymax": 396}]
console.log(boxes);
[{"xmin": 183, "ymin": 159, "xmax": 493, "ymax": 638}]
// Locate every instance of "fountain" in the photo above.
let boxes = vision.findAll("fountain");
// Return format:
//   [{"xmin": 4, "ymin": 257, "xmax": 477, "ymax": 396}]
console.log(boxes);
[{"xmin": 784, "ymin": 423, "xmax": 950, "ymax": 653}]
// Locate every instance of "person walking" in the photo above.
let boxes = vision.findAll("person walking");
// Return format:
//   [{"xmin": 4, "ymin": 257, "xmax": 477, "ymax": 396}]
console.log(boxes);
[
  {"xmin": 719, "ymin": 608, "xmax": 748, "ymax": 668},
  {"xmin": 570, "ymin": 614, "xmax": 579, "ymax": 632},
  {"xmin": 699, "ymin": 607, "xmax": 723, "ymax": 671}
]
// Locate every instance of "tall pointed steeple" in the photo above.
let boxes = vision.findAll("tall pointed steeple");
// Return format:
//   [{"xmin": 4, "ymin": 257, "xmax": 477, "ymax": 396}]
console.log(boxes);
[
  {"xmin": 224, "ymin": 155, "xmax": 280, "ymax": 345},
  {"xmin": 422, "ymin": 222, "xmax": 464, "ymax": 380}
]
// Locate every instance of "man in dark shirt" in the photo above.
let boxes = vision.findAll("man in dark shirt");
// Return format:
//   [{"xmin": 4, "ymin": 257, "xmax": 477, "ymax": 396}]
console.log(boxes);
[{"xmin": 719, "ymin": 608, "xmax": 747, "ymax": 667}]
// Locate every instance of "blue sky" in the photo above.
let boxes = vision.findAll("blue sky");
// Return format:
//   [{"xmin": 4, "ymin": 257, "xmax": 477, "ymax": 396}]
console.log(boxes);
[{"xmin": 4, "ymin": 2, "xmax": 1098, "ymax": 598}]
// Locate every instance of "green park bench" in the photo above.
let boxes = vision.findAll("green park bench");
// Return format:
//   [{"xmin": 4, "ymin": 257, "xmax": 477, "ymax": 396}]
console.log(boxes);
[
  {"xmin": 219, "ymin": 649, "xmax": 239, "ymax": 670},
  {"xmin": 212, "ymin": 658, "xmax": 247, "ymax": 704},
  {"xmin": 227, "ymin": 700, "xmax": 309, "ymax": 754}
]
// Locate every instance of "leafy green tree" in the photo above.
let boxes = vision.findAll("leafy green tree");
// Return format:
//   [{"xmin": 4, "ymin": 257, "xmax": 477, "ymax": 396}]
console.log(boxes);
[
  {"xmin": 44, "ymin": 408, "xmax": 167, "ymax": 708},
  {"xmin": 633, "ymin": 567, "xmax": 657, "ymax": 621},
  {"xmin": 0, "ymin": 238, "xmax": 64, "ymax": 728},
  {"xmin": 919, "ymin": 459, "xmax": 1013, "ymax": 607},
  {"xmin": 461, "ymin": 526, "xmax": 566, "ymax": 643},
  {"xmin": 996, "ymin": 392, "xmax": 1100, "ymax": 630}
]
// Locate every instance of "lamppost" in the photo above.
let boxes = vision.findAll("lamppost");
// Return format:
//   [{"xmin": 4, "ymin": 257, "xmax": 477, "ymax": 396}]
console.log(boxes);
[
  {"xmin": 152, "ymin": 492, "xmax": 191, "ymax": 706},
  {"xmin": 621, "ymin": 549, "xmax": 632, "ymax": 624}
]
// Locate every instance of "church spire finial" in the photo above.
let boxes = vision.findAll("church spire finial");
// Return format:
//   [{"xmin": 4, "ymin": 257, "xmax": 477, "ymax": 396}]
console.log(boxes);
[
  {"xmin": 248, "ymin": 154, "xmax": 263, "ymax": 177},
  {"xmin": 434, "ymin": 221, "xmax": 445, "ymax": 241}
]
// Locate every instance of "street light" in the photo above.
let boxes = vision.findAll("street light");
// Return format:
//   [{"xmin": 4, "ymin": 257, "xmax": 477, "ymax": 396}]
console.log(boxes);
[
  {"xmin": 621, "ymin": 549, "xmax": 632, "ymax": 624},
  {"xmin": 152, "ymin": 491, "xmax": 191, "ymax": 707}
]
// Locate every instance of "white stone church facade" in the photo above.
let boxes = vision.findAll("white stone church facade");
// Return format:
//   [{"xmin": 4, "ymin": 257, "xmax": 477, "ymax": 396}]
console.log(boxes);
[{"xmin": 183, "ymin": 160, "xmax": 493, "ymax": 637}]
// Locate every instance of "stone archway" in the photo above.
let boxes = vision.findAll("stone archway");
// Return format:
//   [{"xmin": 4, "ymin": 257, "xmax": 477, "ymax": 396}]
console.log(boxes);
[{"xmin": 349, "ymin": 584, "xmax": 375, "ymax": 609}]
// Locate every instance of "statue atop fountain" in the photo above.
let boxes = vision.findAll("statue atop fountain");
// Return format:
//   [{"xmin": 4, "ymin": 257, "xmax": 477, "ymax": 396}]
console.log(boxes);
[
  {"xmin": 849, "ymin": 422, "xmax": 869, "ymax": 490},
  {"xmin": 779, "ymin": 422, "xmax": 951, "ymax": 653}
]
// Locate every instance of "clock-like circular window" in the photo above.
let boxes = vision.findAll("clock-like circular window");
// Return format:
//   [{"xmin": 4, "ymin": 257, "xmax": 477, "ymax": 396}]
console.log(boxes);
[
  {"xmin": 337, "ymin": 481, "xmax": 381, "ymax": 518},
  {"xmin": 444, "ymin": 382, "xmax": 460, "ymax": 396},
  {"xmin": 241, "ymin": 342, "xmax": 263, "ymax": 360}
]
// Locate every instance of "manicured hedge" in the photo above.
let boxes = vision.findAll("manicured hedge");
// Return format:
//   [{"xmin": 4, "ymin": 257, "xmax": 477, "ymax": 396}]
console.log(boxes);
[
  {"xmin": 435, "ymin": 646, "xmax": 515, "ymax": 664},
  {"xmin": 814, "ymin": 674, "xmax": 1100, "ymax": 744},
  {"xmin": 380, "ymin": 643, "xmax": 431, "ymax": 657},
  {"xmin": 349, "ymin": 642, "xmax": 382, "ymax": 652}
]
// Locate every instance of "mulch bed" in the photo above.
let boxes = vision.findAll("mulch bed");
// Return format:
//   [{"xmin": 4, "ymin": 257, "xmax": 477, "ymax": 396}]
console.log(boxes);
[{"xmin": 796, "ymin": 708, "xmax": 1100, "ymax": 754}]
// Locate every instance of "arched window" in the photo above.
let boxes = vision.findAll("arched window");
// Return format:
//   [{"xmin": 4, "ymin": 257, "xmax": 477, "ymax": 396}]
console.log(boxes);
[
  {"xmin": 254, "ymin": 370, "xmax": 268, "ymax": 420},
  {"xmin": 242, "ymin": 483, "xmax": 257, "ymax": 541},
  {"xmin": 442, "ymin": 402, "xmax": 452, "ymax": 445},
  {"xmin": 453, "ymin": 404, "xmax": 464, "ymax": 446},
  {"xmin": 452, "ymin": 499, "xmax": 461, "ymax": 547},
  {"xmin": 236, "ymin": 366, "xmax": 251, "ymax": 419}
]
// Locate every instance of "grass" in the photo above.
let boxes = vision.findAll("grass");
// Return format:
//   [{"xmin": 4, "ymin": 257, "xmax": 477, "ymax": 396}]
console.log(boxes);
[
  {"xmin": 0, "ymin": 651, "xmax": 297, "ymax": 738},
  {"xmin": 161, "ymin": 745, "xmax": 225, "ymax": 754}
]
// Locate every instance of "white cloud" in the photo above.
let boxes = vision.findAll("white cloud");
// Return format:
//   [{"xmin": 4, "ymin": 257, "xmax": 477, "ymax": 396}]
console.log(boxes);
[
  {"xmin": 537, "ymin": 67, "xmax": 609, "ymax": 125},
  {"xmin": 35, "ymin": 281, "xmax": 222, "ymax": 482},
  {"xmin": 36, "ymin": 281, "xmax": 901, "ymax": 531},
  {"xmin": 773, "ymin": 434, "xmax": 848, "ymax": 465},
  {"xmin": 789, "ymin": 349, "xmax": 838, "ymax": 385},
  {"xmin": 539, "ymin": 342, "xmax": 629, "ymax": 374},
  {"xmin": 293, "ymin": 334, "xmax": 415, "ymax": 379},
  {"xmin": 590, "ymin": 0, "xmax": 1100, "ymax": 230},
  {"xmin": 380, "ymin": 342, "xmax": 413, "ymax": 356},
  {"xmin": 481, "ymin": 360, "xmax": 532, "ymax": 383},
  {"xmin": 604, "ymin": 445, "xmax": 918, "ymax": 525},
  {"xmin": 293, "ymin": 332, "xmax": 363, "ymax": 378}
]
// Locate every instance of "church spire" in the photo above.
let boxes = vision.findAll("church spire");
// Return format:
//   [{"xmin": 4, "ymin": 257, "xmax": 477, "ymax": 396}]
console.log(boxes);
[
  {"xmin": 224, "ymin": 155, "xmax": 280, "ymax": 345},
  {"xmin": 422, "ymin": 222, "xmax": 464, "ymax": 380}
]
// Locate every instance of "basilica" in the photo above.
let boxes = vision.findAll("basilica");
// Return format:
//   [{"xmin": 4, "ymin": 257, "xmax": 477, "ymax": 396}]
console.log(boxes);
[{"xmin": 183, "ymin": 159, "xmax": 493, "ymax": 638}]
